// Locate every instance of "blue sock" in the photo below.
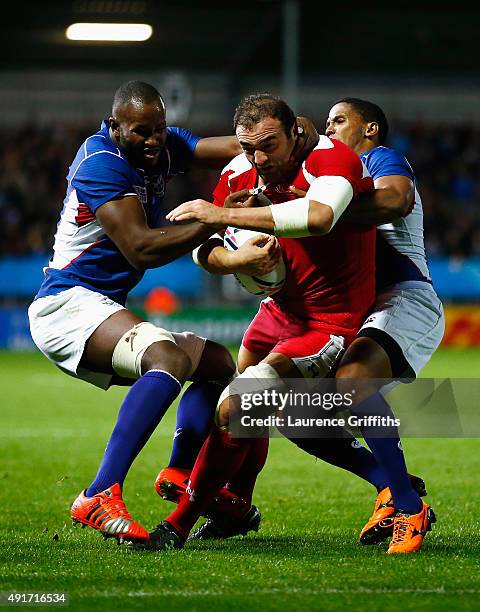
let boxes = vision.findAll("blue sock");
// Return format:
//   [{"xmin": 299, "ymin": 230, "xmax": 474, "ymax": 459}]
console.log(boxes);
[
  {"xmin": 354, "ymin": 392, "xmax": 422, "ymax": 513},
  {"xmin": 167, "ymin": 380, "xmax": 222, "ymax": 469},
  {"xmin": 290, "ymin": 434, "xmax": 388, "ymax": 490},
  {"xmin": 86, "ymin": 370, "xmax": 181, "ymax": 496}
]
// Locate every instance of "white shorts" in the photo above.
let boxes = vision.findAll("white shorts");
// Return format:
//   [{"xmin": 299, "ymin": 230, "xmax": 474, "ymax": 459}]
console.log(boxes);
[
  {"xmin": 28, "ymin": 287, "xmax": 126, "ymax": 389},
  {"xmin": 358, "ymin": 283, "xmax": 445, "ymax": 377},
  {"xmin": 28, "ymin": 286, "xmax": 207, "ymax": 389}
]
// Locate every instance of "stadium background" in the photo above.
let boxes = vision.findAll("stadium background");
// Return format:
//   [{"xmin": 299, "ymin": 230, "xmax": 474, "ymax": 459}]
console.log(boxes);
[
  {"xmin": 1, "ymin": 2, "xmax": 479, "ymax": 610},
  {"xmin": 2, "ymin": 1, "xmax": 480, "ymax": 348}
]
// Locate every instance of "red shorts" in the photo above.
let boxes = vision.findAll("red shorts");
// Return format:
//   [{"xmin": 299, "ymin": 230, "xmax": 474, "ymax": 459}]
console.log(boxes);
[{"xmin": 242, "ymin": 299, "xmax": 357, "ymax": 360}]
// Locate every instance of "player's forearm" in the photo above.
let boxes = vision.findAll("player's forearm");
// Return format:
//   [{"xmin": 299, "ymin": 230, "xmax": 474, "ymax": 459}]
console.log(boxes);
[
  {"xmin": 344, "ymin": 187, "xmax": 412, "ymax": 224},
  {"xmin": 223, "ymin": 200, "xmax": 332, "ymax": 237},
  {"xmin": 193, "ymin": 136, "xmax": 242, "ymax": 168},
  {"xmin": 197, "ymin": 243, "xmax": 242, "ymax": 275},
  {"xmin": 221, "ymin": 206, "xmax": 276, "ymax": 233},
  {"xmin": 130, "ymin": 223, "xmax": 216, "ymax": 270}
]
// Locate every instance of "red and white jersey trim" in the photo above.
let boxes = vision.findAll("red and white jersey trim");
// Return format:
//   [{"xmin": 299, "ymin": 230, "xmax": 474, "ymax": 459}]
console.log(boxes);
[
  {"xmin": 220, "ymin": 153, "xmax": 252, "ymax": 185},
  {"xmin": 48, "ymin": 189, "xmax": 105, "ymax": 270}
]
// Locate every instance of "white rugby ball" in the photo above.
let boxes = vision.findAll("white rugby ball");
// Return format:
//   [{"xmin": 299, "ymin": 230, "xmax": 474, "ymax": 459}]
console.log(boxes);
[{"xmin": 223, "ymin": 226, "xmax": 286, "ymax": 298}]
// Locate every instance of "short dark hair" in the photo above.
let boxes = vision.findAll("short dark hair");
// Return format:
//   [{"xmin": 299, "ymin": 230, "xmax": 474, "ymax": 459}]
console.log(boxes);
[
  {"xmin": 335, "ymin": 97, "xmax": 389, "ymax": 145},
  {"xmin": 112, "ymin": 80, "xmax": 163, "ymax": 114},
  {"xmin": 233, "ymin": 93, "xmax": 296, "ymax": 137}
]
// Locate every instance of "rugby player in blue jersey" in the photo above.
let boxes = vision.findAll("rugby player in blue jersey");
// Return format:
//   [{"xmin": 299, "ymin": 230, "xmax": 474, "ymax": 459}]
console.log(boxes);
[
  {"xmin": 271, "ymin": 99, "xmax": 443, "ymax": 554},
  {"xmin": 294, "ymin": 98, "xmax": 444, "ymax": 553}
]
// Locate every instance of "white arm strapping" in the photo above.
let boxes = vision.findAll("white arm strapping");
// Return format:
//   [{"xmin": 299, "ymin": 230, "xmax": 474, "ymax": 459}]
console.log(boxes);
[
  {"xmin": 192, "ymin": 234, "xmax": 223, "ymax": 267},
  {"xmin": 307, "ymin": 175, "xmax": 353, "ymax": 227},
  {"xmin": 269, "ymin": 175, "xmax": 354, "ymax": 238},
  {"xmin": 270, "ymin": 198, "xmax": 310, "ymax": 238}
]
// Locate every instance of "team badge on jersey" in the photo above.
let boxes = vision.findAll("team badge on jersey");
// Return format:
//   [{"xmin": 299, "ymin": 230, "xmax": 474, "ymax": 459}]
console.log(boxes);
[
  {"xmin": 133, "ymin": 185, "xmax": 148, "ymax": 206},
  {"xmin": 146, "ymin": 174, "xmax": 165, "ymax": 198}
]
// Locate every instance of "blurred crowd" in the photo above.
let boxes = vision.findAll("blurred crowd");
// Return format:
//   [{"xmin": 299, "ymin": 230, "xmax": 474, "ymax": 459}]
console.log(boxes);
[
  {"xmin": 389, "ymin": 121, "xmax": 480, "ymax": 259},
  {"xmin": 0, "ymin": 123, "xmax": 92, "ymax": 257},
  {"xmin": 1, "ymin": 120, "xmax": 479, "ymax": 259}
]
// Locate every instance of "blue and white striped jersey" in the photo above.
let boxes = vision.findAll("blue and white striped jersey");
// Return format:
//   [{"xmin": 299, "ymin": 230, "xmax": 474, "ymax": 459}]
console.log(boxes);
[{"xmin": 36, "ymin": 120, "xmax": 200, "ymax": 305}]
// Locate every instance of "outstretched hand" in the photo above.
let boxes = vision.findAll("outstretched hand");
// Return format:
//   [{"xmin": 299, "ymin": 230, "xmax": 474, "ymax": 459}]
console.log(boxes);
[{"xmin": 166, "ymin": 199, "xmax": 224, "ymax": 227}]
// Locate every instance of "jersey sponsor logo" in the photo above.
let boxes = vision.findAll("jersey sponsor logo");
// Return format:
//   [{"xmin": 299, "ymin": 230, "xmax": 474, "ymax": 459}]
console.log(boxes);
[{"xmin": 101, "ymin": 296, "xmax": 118, "ymax": 307}]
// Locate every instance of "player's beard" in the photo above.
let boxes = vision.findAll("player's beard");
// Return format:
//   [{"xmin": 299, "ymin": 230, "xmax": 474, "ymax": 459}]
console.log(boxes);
[
  {"xmin": 118, "ymin": 135, "xmax": 148, "ymax": 170},
  {"xmin": 257, "ymin": 160, "xmax": 299, "ymax": 186}
]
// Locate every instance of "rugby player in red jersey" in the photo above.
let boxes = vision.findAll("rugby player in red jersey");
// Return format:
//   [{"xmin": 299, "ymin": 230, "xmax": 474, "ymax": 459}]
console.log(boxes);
[{"xmin": 134, "ymin": 93, "xmax": 377, "ymax": 551}]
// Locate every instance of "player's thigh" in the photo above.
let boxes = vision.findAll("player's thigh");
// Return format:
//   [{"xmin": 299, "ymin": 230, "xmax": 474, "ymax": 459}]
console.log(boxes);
[
  {"xmin": 81, "ymin": 309, "xmax": 144, "ymax": 373},
  {"xmin": 337, "ymin": 336, "xmax": 392, "ymax": 379},
  {"xmin": 335, "ymin": 336, "xmax": 392, "ymax": 402},
  {"xmin": 194, "ymin": 339, "xmax": 235, "ymax": 380},
  {"xmin": 241, "ymin": 299, "xmax": 298, "ymax": 360}
]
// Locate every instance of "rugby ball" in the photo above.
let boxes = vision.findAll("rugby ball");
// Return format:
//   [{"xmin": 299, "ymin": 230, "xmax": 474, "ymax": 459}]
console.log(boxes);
[{"xmin": 223, "ymin": 226, "xmax": 286, "ymax": 298}]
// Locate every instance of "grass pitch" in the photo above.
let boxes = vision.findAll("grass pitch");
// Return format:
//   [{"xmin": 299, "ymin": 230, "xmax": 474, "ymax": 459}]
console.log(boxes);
[{"xmin": 1, "ymin": 348, "xmax": 480, "ymax": 611}]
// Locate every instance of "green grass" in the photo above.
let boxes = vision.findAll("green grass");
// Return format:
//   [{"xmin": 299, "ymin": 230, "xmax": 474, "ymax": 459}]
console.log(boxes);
[{"xmin": 1, "ymin": 348, "xmax": 480, "ymax": 611}]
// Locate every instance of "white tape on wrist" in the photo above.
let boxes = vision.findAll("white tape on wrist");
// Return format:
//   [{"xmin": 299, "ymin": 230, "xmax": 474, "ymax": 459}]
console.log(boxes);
[
  {"xmin": 270, "ymin": 198, "xmax": 310, "ymax": 238},
  {"xmin": 192, "ymin": 234, "xmax": 223, "ymax": 267},
  {"xmin": 307, "ymin": 175, "xmax": 353, "ymax": 227},
  {"xmin": 191, "ymin": 246, "xmax": 202, "ymax": 266}
]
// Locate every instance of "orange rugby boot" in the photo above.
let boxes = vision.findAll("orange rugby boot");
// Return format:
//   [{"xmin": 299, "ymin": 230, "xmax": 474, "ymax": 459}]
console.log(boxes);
[
  {"xmin": 154, "ymin": 466, "xmax": 250, "ymax": 518},
  {"xmin": 154, "ymin": 467, "xmax": 191, "ymax": 503},
  {"xmin": 71, "ymin": 483, "xmax": 149, "ymax": 543},
  {"xmin": 359, "ymin": 486, "xmax": 396, "ymax": 545},
  {"xmin": 359, "ymin": 474, "xmax": 427, "ymax": 545},
  {"xmin": 387, "ymin": 501, "xmax": 436, "ymax": 554}
]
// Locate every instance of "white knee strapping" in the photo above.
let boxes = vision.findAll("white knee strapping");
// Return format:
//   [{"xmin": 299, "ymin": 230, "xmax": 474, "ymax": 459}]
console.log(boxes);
[
  {"xmin": 292, "ymin": 334, "xmax": 345, "ymax": 379},
  {"xmin": 216, "ymin": 362, "xmax": 282, "ymax": 411},
  {"xmin": 111, "ymin": 322, "xmax": 176, "ymax": 379}
]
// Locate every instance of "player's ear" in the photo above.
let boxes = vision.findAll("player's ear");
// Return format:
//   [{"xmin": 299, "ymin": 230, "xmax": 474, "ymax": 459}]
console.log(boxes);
[
  {"xmin": 292, "ymin": 120, "xmax": 300, "ymax": 140},
  {"xmin": 109, "ymin": 116, "xmax": 120, "ymax": 134},
  {"xmin": 365, "ymin": 121, "xmax": 379, "ymax": 139}
]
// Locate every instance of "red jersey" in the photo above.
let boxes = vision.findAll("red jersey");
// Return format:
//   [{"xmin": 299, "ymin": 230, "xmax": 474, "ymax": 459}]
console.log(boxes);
[{"xmin": 213, "ymin": 136, "xmax": 376, "ymax": 334}]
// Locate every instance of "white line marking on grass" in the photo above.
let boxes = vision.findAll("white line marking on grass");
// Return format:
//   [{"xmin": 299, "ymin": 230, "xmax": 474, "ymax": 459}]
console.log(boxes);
[{"xmin": 87, "ymin": 587, "xmax": 480, "ymax": 598}]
